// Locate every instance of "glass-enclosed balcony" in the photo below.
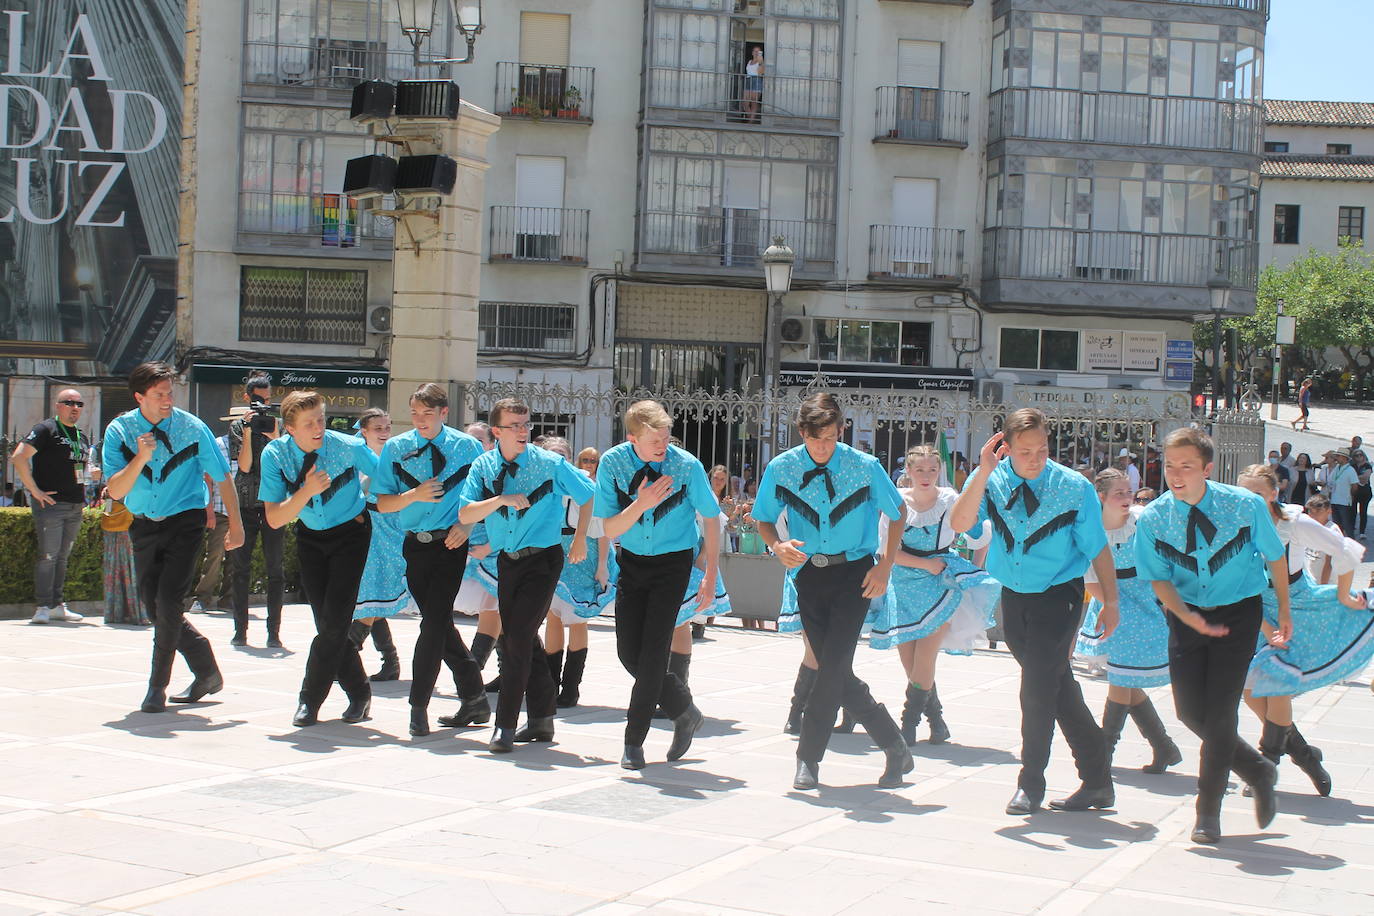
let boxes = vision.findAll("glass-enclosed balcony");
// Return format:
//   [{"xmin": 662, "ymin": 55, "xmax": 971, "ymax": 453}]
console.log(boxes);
[{"xmin": 984, "ymin": 228, "xmax": 1258, "ymax": 290}]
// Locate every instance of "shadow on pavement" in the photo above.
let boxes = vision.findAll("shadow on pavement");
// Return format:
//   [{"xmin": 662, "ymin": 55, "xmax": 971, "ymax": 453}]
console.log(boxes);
[
  {"xmin": 1285, "ymin": 793, "xmax": 1374, "ymax": 827},
  {"xmin": 623, "ymin": 767, "xmax": 748, "ymax": 799},
  {"xmin": 1188, "ymin": 834, "xmax": 1345, "ymax": 876},
  {"xmin": 267, "ymin": 723, "xmax": 406, "ymax": 753},
  {"xmin": 786, "ymin": 784, "xmax": 946, "ymax": 824},
  {"xmin": 1109, "ymin": 767, "xmax": 1199, "ymax": 797},
  {"xmin": 104, "ymin": 712, "xmax": 248, "ymax": 737},
  {"xmin": 913, "ymin": 742, "xmax": 1021, "ymax": 768},
  {"xmin": 996, "ymin": 815, "xmax": 1159, "ymax": 852}
]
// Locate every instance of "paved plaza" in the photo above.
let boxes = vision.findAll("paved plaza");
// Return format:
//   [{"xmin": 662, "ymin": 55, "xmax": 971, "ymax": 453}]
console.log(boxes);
[{"xmin": 1, "ymin": 608, "xmax": 1372, "ymax": 916}]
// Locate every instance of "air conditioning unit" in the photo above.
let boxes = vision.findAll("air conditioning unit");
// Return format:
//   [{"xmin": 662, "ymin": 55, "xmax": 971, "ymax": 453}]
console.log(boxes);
[
  {"xmin": 979, "ymin": 379, "xmax": 1005, "ymax": 404},
  {"xmin": 780, "ymin": 316, "xmax": 811, "ymax": 343},
  {"xmin": 366, "ymin": 304, "xmax": 392, "ymax": 334}
]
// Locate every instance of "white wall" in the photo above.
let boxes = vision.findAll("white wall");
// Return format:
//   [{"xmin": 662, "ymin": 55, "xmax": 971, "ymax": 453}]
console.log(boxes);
[
  {"xmin": 1259, "ymin": 177, "xmax": 1374, "ymax": 270},
  {"xmin": 1266, "ymin": 125, "xmax": 1374, "ymax": 156}
]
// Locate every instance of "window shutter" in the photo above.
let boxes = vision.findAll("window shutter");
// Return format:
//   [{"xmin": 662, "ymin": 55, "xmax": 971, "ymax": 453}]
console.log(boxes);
[{"xmin": 520, "ymin": 13, "xmax": 571, "ymax": 66}]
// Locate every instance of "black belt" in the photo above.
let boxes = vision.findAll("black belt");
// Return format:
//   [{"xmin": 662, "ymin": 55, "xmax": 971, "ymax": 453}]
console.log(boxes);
[
  {"xmin": 1116, "ymin": 567, "xmax": 1136, "ymax": 580},
  {"xmin": 807, "ymin": 551, "xmax": 852, "ymax": 568},
  {"xmin": 407, "ymin": 528, "xmax": 450, "ymax": 543},
  {"xmin": 900, "ymin": 545, "xmax": 941, "ymax": 559},
  {"xmin": 1289, "ymin": 568, "xmax": 1303, "ymax": 585},
  {"xmin": 561, "ymin": 525, "xmax": 576, "ymax": 536},
  {"xmin": 502, "ymin": 545, "xmax": 550, "ymax": 561}
]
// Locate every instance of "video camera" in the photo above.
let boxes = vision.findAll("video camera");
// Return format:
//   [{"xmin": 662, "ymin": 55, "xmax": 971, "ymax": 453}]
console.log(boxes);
[{"xmin": 247, "ymin": 398, "xmax": 280, "ymax": 436}]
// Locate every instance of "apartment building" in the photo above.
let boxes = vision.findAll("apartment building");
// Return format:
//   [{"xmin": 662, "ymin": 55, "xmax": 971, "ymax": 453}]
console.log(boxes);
[
  {"xmin": 172, "ymin": 0, "xmax": 1267, "ymax": 447},
  {"xmin": 1260, "ymin": 100, "xmax": 1374, "ymax": 271}
]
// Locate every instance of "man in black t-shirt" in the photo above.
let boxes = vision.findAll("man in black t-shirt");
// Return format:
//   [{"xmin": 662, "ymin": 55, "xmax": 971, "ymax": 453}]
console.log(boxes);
[
  {"xmin": 226, "ymin": 371, "xmax": 286, "ymax": 648},
  {"xmin": 12, "ymin": 389, "xmax": 99, "ymax": 624}
]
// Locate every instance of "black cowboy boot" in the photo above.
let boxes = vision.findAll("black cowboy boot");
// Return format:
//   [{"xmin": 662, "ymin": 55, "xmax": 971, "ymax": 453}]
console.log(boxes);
[
  {"xmin": 656, "ymin": 652, "xmax": 692, "ymax": 720},
  {"xmin": 900, "ymin": 682, "xmax": 931, "ymax": 747},
  {"xmin": 924, "ymin": 682, "xmax": 951, "ymax": 744},
  {"xmin": 557, "ymin": 648, "xmax": 588, "ymax": 708},
  {"xmin": 1101, "ymin": 699, "xmax": 1130, "ymax": 770},
  {"xmin": 545, "ymin": 649, "xmax": 564, "ymax": 699},
  {"xmin": 485, "ymin": 635, "xmax": 505, "ymax": 692},
  {"xmin": 784, "ymin": 664, "xmax": 817, "ymax": 735},
  {"xmin": 470, "ymin": 631, "xmax": 496, "ymax": 671},
  {"xmin": 1127, "ymin": 697, "xmax": 1183, "ymax": 774},
  {"xmin": 1233, "ymin": 739, "xmax": 1279, "ymax": 829},
  {"xmin": 368, "ymin": 619, "xmax": 401, "ymax": 682},
  {"xmin": 1284, "ymin": 725, "xmax": 1333, "ymax": 797}
]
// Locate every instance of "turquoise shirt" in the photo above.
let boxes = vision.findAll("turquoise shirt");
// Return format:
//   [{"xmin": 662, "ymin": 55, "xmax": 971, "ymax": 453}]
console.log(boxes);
[
  {"xmin": 752, "ymin": 443, "xmax": 904, "ymax": 558},
  {"xmin": 593, "ymin": 442, "xmax": 718, "ymax": 556},
  {"xmin": 1135, "ymin": 481, "xmax": 1286, "ymax": 606},
  {"xmin": 371, "ymin": 426, "xmax": 484, "ymax": 532},
  {"xmin": 459, "ymin": 444, "xmax": 595, "ymax": 552},
  {"xmin": 258, "ymin": 430, "xmax": 378, "ymax": 530},
  {"xmin": 970, "ymin": 458, "xmax": 1107, "ymax": 593},
  {"xmin": 102, "ymin": 407, "xmax": 231, "ymax": 518}
]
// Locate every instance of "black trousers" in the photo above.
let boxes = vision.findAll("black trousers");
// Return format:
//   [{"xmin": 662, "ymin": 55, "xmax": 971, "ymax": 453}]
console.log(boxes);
[
  {"xmin": 617, "ymin": 548, "xmax": 696, "ymax": 746},
  {"xmin": 1001, "ymin": 580, "xmax": 1110, "ymax": 796},
  {"xmin": 1358, "ymin": 483, "xmax": 1372, "ymax": 534},
  {"xmin": 796, "ymin": 557, "xmax": 901, "ymax": 763},
  {"xmin": 495, "ymin": 546, "xmax": 564, "ymax": 728},
  {"xmin": 130, "ymin": 509, "xmax": 217, "ymax": 689},
  {"xmin": 402, "ymin": 536, "xmax": 484, "ymax": 708},
  {"xmin": 296, "ymin": 515, "xmax": 371, "ymax": 709},
  {"xmin": 1169, "ymin": 596, "xmax": 1265, "ymax": 812},
  {"xmin": 231, "ymin": 503, "xmax": 284, "ymax": 637}
]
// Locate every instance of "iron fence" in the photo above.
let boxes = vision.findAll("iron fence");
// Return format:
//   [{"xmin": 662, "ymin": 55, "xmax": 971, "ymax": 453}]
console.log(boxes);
[
  {"xmin": 646, "ymin": 68, "xmax": 841, "ymax": 122},
  {"xmin": 488, "ymin": 207, "xmax": 591, "ymax": 264},
  {"xmin": 984, "ymin": 228, "xmax": 1259, "ymax": 291},
  {"xmin": 638, "ymin": 211, "xmax": 836, "ymax": 275},
  {"xmin": 494, "ymin": 62, "xmax": 595, "ymax": 122},
  {"xmin": 874, "ymin": 86, "xmax": 970, "ymax": 146},
  {"xmin": 243, "ymin": 40, "xmax": 423, "ymax": 89},
  {"xmin": 868, "ymin": 225, "xmax": 964, "ymax": 281},
  {"xmin": 238, "ymin": 191, "xmax": 395, "ymax": 247}
]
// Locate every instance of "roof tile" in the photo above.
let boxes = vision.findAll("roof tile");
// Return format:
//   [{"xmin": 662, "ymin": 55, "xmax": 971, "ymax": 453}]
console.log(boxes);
[
  {"xmin": 1265, "ymin": 100, "xmax": 1374, "ymax": 128},
  {"xmin": 1262, "ymin": 155, "xmax": 1374, "ymax": 181}
]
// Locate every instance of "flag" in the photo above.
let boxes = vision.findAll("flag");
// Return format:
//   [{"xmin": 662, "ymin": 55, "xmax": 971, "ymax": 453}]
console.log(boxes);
[{"xmin": 938, "ymin": 429, "xmax": 952, "ymax": 488}]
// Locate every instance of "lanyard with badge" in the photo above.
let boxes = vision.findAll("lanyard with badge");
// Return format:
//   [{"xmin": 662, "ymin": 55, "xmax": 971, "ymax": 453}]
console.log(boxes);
[{"xmin": 55, "ymin": 418, "xmax": 90, "ymax": 483}]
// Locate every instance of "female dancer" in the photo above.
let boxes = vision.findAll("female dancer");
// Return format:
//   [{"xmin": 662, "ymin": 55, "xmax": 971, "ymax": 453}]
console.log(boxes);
[
  {"xmin": 662, "ymin": 510, "xmax": 732, "ymax": 705},
  {"xmin": 869, "ymin": 446, "xmax": 1000, "ymax": 746},
  {"xmin": 541, "ymin": 439, "xmax": 617, "ymax": 708},
  {"xmin": 1075, "ymin": 468, "xmax": 1182, "ymax": 773},
  {"xmin": 1237, "ymin": 464, "xmax": 1371, "ymax": 796},
  {"xmin": 350, "ymin": 408, "xmax": 411, "ymax": 680},
  {"xmin": 454, "ymin": 422, "xmax": 502, "ymax": 688}
]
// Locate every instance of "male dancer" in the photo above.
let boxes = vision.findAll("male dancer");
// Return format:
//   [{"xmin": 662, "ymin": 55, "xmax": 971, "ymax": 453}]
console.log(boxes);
[
  {"xmin": 258, "ymin": 391, "xmax": 379, "ymax": 726},
  {"xmin": 1136, "ymin": 427, "xmax": 1289, "ymax": 844},
  {"xmin": 950, "ymin": 408, "xmax": 1118, "ymax": 814},
  {"xmin": 371, "ymin": 383, "xmax": 489, "ymax": 737},
  {"xmin": 596, "ymin": 400, "xmax": 719, "ymax": 770},
  {"xmin": 103, "ymin": 362, "xmax": 244, "ymax": 712},
  {"xmin": 752, "ymin": 392, "xmax": 914, "ymax": 790},
  {"xmin": 459, "ymin": 399, "xmax": 594, "ymax": 752}
]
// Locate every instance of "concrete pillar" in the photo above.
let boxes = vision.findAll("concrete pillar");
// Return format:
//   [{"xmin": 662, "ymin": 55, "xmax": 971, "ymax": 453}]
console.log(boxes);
[{"xmin": 385, "ymin": 101, "xmax": 500, "ymax": 426}]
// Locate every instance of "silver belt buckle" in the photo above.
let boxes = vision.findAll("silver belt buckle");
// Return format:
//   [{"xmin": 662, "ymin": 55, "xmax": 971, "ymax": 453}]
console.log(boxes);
[
  {"xmin": 810, "ymin": 553, "xmax": 830, "ymax": 568},
  {"xmin": 416, "ymin": 530, "xmax": 434, "ymax": 543},
  {"xmin": 504, "ymin": 549, "xmax": 520, "ymax": 560}
]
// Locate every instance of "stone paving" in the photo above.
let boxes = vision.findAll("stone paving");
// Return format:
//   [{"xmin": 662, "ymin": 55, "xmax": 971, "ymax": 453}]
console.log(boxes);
[{"xmin": 2, "ymin": 608, "xmax": 1372, "ymax": 915}]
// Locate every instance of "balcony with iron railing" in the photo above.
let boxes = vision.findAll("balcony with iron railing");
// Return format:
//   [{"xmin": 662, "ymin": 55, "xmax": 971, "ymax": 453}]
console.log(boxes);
[
  {"xmin": 494, "ymin": 62, "xmax": 594, "ymax": 123},
  {"xmin": 868, "ymin": 226, "xmax": 965, "ymax": 283},
  {"xmin": 645, "ymin": 68, "xmax": 841, "ymax": 129},
  {"xmin": 238, "ymin": 191, "xmax": 395, "ymax": 254},
  {"xmin": 874, "ymin": 87, "xmax": 970, "ymax": 148},
  {"xmin": 983, "ymin": 227, "xmax": 1258, "ymax": 290},
  {"xmin": 479, "ymin": 301, "xmax": 577, "ymax": 356},
  {"xmin": 489, "ymin": 207, "xmax": 590, "ymax": 265},
  {"xmin": 1163, "ymin": 0, "xmax": 1267, "ymax": 12},
  {"xmin": 242, "ymin": 40, "xmax": 425, "ymax": 93},
  {"xmin": 988, "ymin": 88, "xmax": 1264, "ymax": 155},
  {"xmin": 637, "ymin": 211, "xmax": 836, "ymax": 276}
]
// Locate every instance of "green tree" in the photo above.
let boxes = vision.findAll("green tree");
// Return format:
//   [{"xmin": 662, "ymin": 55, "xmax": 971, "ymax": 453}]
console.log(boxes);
[{"xmin": 1198, "ymin": 240, "xmax": 1374, "ymax": 400}]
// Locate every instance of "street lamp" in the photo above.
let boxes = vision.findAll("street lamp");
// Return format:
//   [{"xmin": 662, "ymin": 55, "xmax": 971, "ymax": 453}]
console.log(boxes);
[
  {"xmin": 395, "ymin": 0, "xmax": 483, "ymax": 65},
  {"xmin": 1207, "ymin": 276, "xmax": 1232, "ymax": 415},
  {"xmin": 1273, "ymin": 297, "xmax": 1297, "ymax": 420},
  {"xmin": 762, "ymin": 235, "xmax": 795, "ymax": 393}
]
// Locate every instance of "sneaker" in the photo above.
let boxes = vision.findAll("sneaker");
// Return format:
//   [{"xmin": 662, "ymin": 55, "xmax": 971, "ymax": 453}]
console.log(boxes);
[
  {"xmin": 30, "ymin": 606, "xmax": 50, "ymax": 625},
  {"xmin": 49, "ymin": 604, "xmax": 84, "ymax": 622}
]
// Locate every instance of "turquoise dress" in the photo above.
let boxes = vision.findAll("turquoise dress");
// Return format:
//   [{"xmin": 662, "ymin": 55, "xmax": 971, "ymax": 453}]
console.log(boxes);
[
  {"xmin": 868, "ymin": 489, "xmax": 1000, "ymax": 653},
  {"xmin": 1076, "ymin": 506, "xmax": 1170, "ymax": 687},
  {"xmin": 552, "ymin": 488, "xmax": 619, "ymax": 622},
  {"xmin": 455, "ymin": 521, "xmax": 499, "ymax": 612},
  {"xmin": 1249, "ymin": 506, "xmax": 1374, "ymax": 697},
  {"xmin": 676, "ymin": 515, "xmax": 732, "ymax": 627},
  {"xmin": 353, "ymin": 486, "xmax": 413, "ymax": 621}
]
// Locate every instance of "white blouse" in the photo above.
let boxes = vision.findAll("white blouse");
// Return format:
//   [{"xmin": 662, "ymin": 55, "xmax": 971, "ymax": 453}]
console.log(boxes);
[{"xmin": 1276, "ymin": 504, "xmax": 1364, "ymax": 577}]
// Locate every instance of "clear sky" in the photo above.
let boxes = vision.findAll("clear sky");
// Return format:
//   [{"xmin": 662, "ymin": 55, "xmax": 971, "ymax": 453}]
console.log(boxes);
[{"xmin": 1264, "ymin": 0, "xmax": 1374, "ymax": 102}]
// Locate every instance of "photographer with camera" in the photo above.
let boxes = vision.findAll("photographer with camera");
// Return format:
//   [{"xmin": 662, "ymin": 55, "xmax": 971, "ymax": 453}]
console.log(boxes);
[{"xmin": 227, "ymin": 371, "xmax": 286, "ymax": 648}]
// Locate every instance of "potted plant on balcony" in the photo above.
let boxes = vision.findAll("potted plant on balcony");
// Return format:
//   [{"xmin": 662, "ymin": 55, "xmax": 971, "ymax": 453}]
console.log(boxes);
[{"xmin": 559, "ymin": 86, "xmax": 583, "ymax": 119}]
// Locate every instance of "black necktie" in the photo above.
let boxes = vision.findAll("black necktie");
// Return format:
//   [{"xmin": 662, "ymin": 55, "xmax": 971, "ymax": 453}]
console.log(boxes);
[
  {"xmin": 801, "ymin": 465, "xmax": 836, "ymax": 501},
  {"xmin": 294, "ymin": 451, "xmax": 318, "ymax": 492},
  {"xmin": 493, "ymin": 459, "xmax": 519, "ymax": 495},
  {"xmin": 148, "ymin": 421, "xmax": 173, "ymax": 452},
  {"xmin": 404, "ymin": 440, "xmax": 445, "ymax": 477},
  {"xmin": 1185, "ymin": 505, "xmax": 1217, "ymax": 553},
  {"xmin": 629, "ymin": 462, "xmax": 662, "ymax": 494},
  {"xmin": 1006, "ymin": 481, "xmax": 1040, "ymax": 516}
]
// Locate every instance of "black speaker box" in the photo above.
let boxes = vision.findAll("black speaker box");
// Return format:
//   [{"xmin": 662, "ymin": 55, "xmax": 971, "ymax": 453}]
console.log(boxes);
[
  {"xmin": 394, "ymin": 155, "xmax": 458, "ymax": 195},
  {"xmin": 395, "ymin": 80, "xmax": 461, "ymax": 119},
  {"xmin": 342, "ymin": 155, "xmax": 397, "ymax": 199},
  {"xmin": 350, "ymin": 80, "xmax": 395, "ymax": 122}
]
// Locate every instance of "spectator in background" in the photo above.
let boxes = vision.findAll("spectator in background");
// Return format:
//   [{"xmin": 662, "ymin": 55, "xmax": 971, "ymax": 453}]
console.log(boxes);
[
  {"xmin": 12, "ymin": 388, "xmax": 99, "ymax": 624},
  {"xmin": 1133, "ymin": 487, "xmax": 1157, "ymax": 505},
  {"xmin": 101, "ymin": 491, "xmax": 148, "ymax": 625},
  {"xmin": 0, "ymin": 482, "xmax": 14, "ymax": 506},
  {"xmin": 1290, "ymin": 453, "xmax": 1316, "ymax": 505},
  {"xmin": 1326, "ymin": 448, "xmax": 1360, "ymax": 535},
  {"xmin": 1143, "ymin": 447, "xmax": 1162, "ymax": 491},
  {"xmin": 188, "ymin": 434, "xmax": 233, "ymax": 613},
  {"xmin": 1267, "ymin": 450, "xmax": 1293, "ymax": 502},
  {"xmin": 1351, "ymin": 439, "xmax": 1372, "ymax": 538},
  {"xmin": 1114, "ymin": 448, "xmax": 1141, "ymax": 491},
  {"xmin": 227, "ymin": 372, "xmax": 286, "ymax": 648},
  {"xmin": 1290, "ymin": 377, "xmax": 1313, "ymax": 430}
]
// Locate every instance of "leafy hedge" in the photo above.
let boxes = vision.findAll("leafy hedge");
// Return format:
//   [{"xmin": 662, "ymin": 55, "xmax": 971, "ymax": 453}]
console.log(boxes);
[{"xmin": 0, "ymin": 508, "xmax": 300, "ymax": 604}]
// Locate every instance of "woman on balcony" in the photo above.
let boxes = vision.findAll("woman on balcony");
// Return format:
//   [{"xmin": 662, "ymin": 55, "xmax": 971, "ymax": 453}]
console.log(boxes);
[{"xmin": 743, "ymin": 46, "xmax": 764, "ymax": 124}]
